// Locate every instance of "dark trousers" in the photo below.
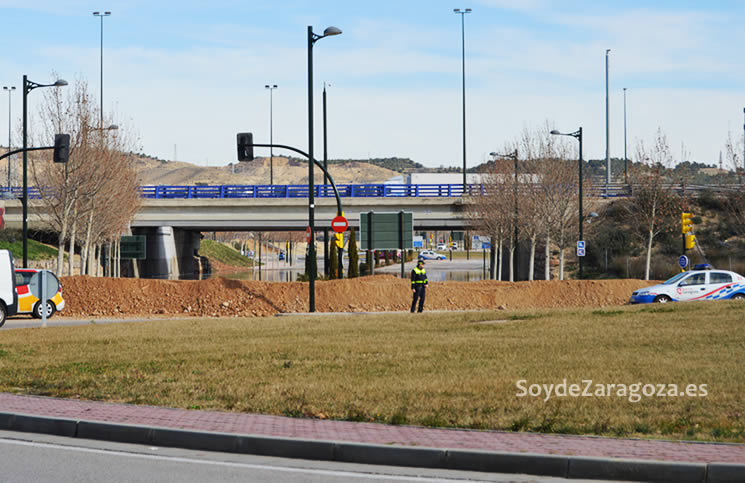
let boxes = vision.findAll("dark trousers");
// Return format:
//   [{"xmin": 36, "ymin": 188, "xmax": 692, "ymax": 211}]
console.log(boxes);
[{"xmin": 411, "ymin": 285, "xmax": 426, "ymax": 313}]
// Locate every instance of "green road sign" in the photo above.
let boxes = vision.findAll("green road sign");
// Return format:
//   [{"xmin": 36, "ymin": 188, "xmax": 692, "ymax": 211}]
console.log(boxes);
[
  {"xmin": 120, "ymin": 235, "xmax": 146, "ymax": 260},
  {"xmin": 360, "ymin": 212, "xmax": 413, "ymax": 250}
]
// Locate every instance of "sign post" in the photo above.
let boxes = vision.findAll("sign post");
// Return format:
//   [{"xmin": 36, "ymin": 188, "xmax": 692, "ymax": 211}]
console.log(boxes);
[
  {"xmin": 576, "ymin": 240, "xmax": 586, "ymax": 258},
  {"xmin": 678, "ymin": 255, "xmax": 689, "ymax": 271},
  {"xmin": 29, "ymin": 270, "xmax": 59, "ymax": 328}
]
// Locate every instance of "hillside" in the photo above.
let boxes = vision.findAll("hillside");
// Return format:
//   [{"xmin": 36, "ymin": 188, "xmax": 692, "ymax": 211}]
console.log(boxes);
[{"xmin": 134, "ymin": 155, "xmax": 400, "ymax": 186}]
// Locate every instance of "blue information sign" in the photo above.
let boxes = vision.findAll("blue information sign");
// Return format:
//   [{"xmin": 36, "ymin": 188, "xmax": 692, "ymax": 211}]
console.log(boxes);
[{"xmin": 678, "ymin": 255, "xmax": 689, "ymax": 269}]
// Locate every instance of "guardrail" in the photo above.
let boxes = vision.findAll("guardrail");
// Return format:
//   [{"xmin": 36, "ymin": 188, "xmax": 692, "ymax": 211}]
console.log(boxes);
[{"xmin": 0, "ymin": 183, "xmax": 742, "ymax": 201}]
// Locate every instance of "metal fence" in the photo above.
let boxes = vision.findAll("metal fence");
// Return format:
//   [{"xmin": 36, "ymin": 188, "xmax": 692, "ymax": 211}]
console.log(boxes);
[{"xmin": 0, "ymin": 183, "xmax": 741, "ymax": 201}]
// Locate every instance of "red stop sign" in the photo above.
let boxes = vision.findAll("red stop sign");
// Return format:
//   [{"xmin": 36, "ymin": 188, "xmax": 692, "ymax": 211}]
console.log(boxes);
[{"xmin": 331, "ymin": 215, "xmax": 348, "ymax": 233}]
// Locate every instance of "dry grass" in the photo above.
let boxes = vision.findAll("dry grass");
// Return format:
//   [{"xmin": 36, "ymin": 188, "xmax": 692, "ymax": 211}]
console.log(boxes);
[{"xmin": 1, "ymin": 301, "xmax": 743, "ymax": 442}]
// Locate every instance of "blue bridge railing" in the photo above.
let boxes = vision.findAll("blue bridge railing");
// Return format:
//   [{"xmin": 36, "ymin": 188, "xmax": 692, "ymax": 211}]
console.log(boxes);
[
  {"xmin": 0, "ymin": 182, "xmax": 671, "ymax": 200},
  {"xmin": 137, "ymin": 184, "xmax": 480, "ymax": 199}
]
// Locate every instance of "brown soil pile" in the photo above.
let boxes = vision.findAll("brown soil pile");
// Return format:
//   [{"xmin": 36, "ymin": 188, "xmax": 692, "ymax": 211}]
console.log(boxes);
[{"xmin": 58, "ymin": 275, "xmax": 654, "ymax": 318}]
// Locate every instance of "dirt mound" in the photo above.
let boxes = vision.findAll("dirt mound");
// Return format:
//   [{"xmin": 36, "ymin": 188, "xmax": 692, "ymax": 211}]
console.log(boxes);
[{"xmin": 58, "ymin": 275, "xmax": 654, "ymax": 318}]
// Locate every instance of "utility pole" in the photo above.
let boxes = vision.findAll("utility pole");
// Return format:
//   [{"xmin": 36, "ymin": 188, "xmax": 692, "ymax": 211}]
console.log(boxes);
[{"xmin": 605, "ymin": 49, "xmax": 611, "ymax": 196}]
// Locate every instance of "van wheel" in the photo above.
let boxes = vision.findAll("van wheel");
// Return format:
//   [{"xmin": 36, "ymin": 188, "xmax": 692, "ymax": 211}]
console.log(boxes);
[
  {"xmin": 0, "ymin": 304, "xmax": 6, "ymax": 328},
  {"xmin": 732, "ymin": 293, "xmax": 745, "ymax": 300},
  {"xmin": 33, "ymin": 301, "xmax": 56, "ymax": 319}
]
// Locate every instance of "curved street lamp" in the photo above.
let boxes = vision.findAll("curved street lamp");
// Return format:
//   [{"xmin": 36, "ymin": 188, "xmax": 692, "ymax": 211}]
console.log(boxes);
[
  {"xmin": 550, "ymin": 127, "xmax": 584, "ymax": 279},
  {"xmin": 22, "ymin": 76, "xmax": 68, "ymax": 267},
  {"xmin": 307, "ymin": 25, "xmax": 342, "ymax": 312}
]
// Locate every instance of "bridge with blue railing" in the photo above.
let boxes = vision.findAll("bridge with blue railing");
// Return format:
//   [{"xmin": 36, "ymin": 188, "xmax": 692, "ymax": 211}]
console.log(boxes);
[
  {"xmin": 4, "ymin": 182, "xmax": 740, "ymax": 201},
  {"xmin": 2, "ymin": 183, "xmax": 631, "ymax": 200}
]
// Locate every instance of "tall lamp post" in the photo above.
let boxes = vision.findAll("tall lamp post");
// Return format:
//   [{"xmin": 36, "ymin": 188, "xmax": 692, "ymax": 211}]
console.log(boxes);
[
  {"xmin": 22, "ymin": 75, "xmax": 68, "ymax": 267},
  {"xmin": 489, "ymin": 149, "xmax": 519, "ymax": 281},
  {"xmin": 623, "ymin": 87, "xmax": 628, "ymax": 183},
  {"xmin": 3, "ymin": 86, "xmax": 15, "ymax": 193},
  {"xmin": 605, "ymin": 49, "xmax": 610, "ymax": 197},
  {"xmin": 264, "ymin": 84, "xmax": 277, "ymax": 185},
  {"xmin": 307, "ymin": 25, "xmax": 342, "ymax": 312},
  {"xmin": 92, "ymin": 11, "xmax": 111, "ymax": 124},
  {"xmin": 453, "ymin": 8, "xmax": 471, "ymax": 193},
  {"xmin": 550, "ymin": 128, "xmax": 584, "ymax": 279}
]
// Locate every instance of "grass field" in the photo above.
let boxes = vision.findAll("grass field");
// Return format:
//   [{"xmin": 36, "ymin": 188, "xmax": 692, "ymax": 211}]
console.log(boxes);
[
  {"xmin": 0, "ymin": 239, "xmax": 58, "ymax": 262},
  {"xmin": 1, "ymin": 301, "xmax": 743, "ymax": 442},
  {"xmin": 199, "ymin": 239, "xmax": 255, "ymax": 267}
]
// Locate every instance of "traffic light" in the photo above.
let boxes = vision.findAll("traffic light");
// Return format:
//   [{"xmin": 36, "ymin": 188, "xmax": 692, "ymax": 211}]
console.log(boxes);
[
  {"xmin": 236, "ymin": 132, "xmax": 254, "ymax": 161},
  {"xmin": 681, "ymin": 212, "xmax": 693, "ymax": 234},
  {"xmin": 685, "ymin": 233, "xmax": 696, "ymax": 250},
  {"xmin": 335, "ymin": 232, "xmax": 344, "ymax": 249},
  {"xmin": 53, "ymin": 133, "xmax": 70, "ymax": 163}
]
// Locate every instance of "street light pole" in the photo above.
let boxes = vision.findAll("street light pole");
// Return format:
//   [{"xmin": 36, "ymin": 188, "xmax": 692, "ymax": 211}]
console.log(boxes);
[
  {"xmin": 307, "ymin": 25, "xmax": 342, "ymax": 312},
  {"xmin": 605, "ymin": 49, "xmax": 610, "ymax": 197},
  {"xmin": 92, "ymin": 11, "xmax": 111, "ymax": 126},
  {"xmin": 264, "ymin": 84, "xmax": 277, "ymax": 185},
  {"xmin": 623, "ymin": 87, "xmax": 629, "ymax": 184},
  {"xmin": 550, "ymin": 128, "xmax": 584, "ymax": 279},
  {"xmin": 322, "ymin": 82, "xmax": 329, "ymax": 276},
  {"xmin": 3, "ymin": 86, "xmax": 15, "ymax": 193},
  {"xmin": 454, "ymin": 8, "xmax": 471, "ymax": 193},
  {"xmin": 22, "ymin": 75, "xmax": 68, "ymax": 267}
]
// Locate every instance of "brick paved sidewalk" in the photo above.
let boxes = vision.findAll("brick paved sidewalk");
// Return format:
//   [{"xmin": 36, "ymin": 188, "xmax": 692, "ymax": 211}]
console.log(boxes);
[{"xmin": 1, "ymin": 392, "xmax": 743, "ymax": 464}]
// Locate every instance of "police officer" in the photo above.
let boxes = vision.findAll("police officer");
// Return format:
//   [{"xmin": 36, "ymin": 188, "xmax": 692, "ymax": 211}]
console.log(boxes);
[{"xmin": 410, "ymin": 259, "xmax": 428, "ymax": 313}]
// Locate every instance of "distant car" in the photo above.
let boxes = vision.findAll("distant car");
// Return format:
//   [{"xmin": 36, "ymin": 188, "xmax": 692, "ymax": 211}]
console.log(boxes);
[
  {"xmin": 15, "ymin": 269, "xmax": 65, "ymax": 318},
  {"xmin": 418, "ymin": 250, "xmax": 446, "ymax": 261},
  {"xmin": 436, "ymin": 243, "xmax": 447, "ymax": 251},
  {"xmin": 629, "ymin": 269, "xmax": 745, "ymax": 304}
]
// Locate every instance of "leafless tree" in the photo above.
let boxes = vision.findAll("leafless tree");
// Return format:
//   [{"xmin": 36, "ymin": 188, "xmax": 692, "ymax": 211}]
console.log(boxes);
[
  {"xmin": 32, "ymin": 78, "xmax": 139, "ymax": 276},
  {"xmin": 622, "ymin": 129, "xmax": 680, "ymax": 280}
]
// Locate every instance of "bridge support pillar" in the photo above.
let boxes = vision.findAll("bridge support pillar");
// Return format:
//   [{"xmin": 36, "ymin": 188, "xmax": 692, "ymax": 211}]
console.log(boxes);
[{"xmin": 133, "ymin": 227, "xmax": 202, "ymax": 279}]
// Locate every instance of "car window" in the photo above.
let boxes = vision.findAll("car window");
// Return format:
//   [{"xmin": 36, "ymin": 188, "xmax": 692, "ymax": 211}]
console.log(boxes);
[
  {"xmin": 709, "ymin": 272, "xmax": 732, "ymax": 284},
  {"xmin": 680, "ymin": 273, "xmax": 706, "ymax": 286},
  {"xmin": 15, "ymin": 272, "xmax": 33, "ymax": 285},
  {"xmin": 663, "ymin": 272, "xmax": 688, "ymax": 285}
]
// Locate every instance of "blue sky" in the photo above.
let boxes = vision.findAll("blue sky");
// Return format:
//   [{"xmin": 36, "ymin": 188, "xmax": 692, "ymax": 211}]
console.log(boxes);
[{"xmin": 1, "ymin": 0, "xmax": 744, "ymax": 172}]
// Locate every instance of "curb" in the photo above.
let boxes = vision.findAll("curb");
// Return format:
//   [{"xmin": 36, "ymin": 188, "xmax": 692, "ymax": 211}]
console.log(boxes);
[{"xmin": 1, "ymin": 411, "xmax": 744, "ymax": 482}]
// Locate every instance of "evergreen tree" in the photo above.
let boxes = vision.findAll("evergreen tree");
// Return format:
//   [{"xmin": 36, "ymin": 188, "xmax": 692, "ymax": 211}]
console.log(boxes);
[
  {"xmin": 328, "ymin": 238, "xmax": 338, "ymax": 279},
  {"xmin": 348, "ymin": 228, "xmax": 359, "ymax": 278},
  {"xmin": 303, "ymin": 243, "xmax": 318, "ymax": 280}
]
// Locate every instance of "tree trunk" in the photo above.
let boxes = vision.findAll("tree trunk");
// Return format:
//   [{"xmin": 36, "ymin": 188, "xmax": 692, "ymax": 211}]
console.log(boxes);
[
  {"xmin": 508, "ymin": 243, "xmax": 515, "ymax": 282},
  {"xmin": 544, "ymin": 234, "xmax": 551, "ymax": 280},
  {"xmin": 645, "ymin": 229, "xmax": 654, "ymax": 281},
  {"xmin": 559, "ymin": 247, "xmax": 565, "ymax": 280},
  {"xmin": 67, "ymin": 206, "xmax": 78, "ymax": 277},
  {"xmin": 497, "ymin": 237, "xmax": 503, "ymax": 281},
  {"xmin": 528, "ymin": 235, "xmax": 536, "ymax": 281},
  {"xmin": 81, "ymin": 211, "xmax": 94, "ymax": 276},
  {"xmin": 95, "ymin": 244, "xmax": 101, "ymax": 277},
  {"xmin": 56, "ymin": 219, "xmax": 68, "ymax": 273},
  {"xmin": 489, "ymin": 242, "xmax": 497, "ymax": 280}
]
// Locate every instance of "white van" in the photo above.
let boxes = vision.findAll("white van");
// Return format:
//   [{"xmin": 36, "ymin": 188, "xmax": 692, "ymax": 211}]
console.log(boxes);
[{"xmin": 0, "ymin": 250, "xmax": 19, "ymax": 327}]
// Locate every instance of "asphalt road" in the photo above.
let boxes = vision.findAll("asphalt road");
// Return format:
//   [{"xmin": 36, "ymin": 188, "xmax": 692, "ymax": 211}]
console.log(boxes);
[{"xmin": 0, "ymin": 431, "xmax": 608, "ymax": 483}]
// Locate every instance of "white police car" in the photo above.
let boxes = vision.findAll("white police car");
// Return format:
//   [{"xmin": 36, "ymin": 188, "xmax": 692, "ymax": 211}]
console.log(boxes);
[
  {"xmin": 418, "ymin": 250, "xmax": 446, "ymax": 260},
  {"xmin": 630, "ymin": 269, "xmax": 745, "ymax": 304}
]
